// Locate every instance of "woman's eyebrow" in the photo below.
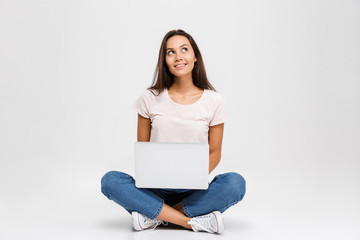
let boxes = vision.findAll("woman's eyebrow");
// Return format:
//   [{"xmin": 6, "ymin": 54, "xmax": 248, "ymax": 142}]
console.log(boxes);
[{"xmin": 166, "ymin": 44, "xmax": 189, "ymax": 51}]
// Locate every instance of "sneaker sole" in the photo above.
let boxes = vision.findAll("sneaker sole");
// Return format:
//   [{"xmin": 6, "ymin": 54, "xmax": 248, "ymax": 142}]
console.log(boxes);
[
  {"xmin": 132, "ymin": 212, "xmax": 143, "ymax": 231},
  {"xmin": 212, "ymin": 211, "xmax": 224, "ymax": 234}
]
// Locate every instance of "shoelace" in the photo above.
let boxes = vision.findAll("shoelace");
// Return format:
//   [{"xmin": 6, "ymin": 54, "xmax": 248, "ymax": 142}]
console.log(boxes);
[
  {"xmin": 187, "ymin": 215, "xmax": 215, "ymax": 233},
  {"xmin": 147, "ymin": 219, "xmax": 168, "ymax": 231}
]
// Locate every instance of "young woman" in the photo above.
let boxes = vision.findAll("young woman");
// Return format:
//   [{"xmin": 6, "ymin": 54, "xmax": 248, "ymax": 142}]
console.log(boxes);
[{"xmin": 101, "ymin": 29, "xmax": 246, "ymax": 234}]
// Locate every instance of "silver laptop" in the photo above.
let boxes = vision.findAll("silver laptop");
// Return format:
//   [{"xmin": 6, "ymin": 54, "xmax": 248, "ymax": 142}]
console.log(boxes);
[{"xmin": 134, "ymin": 142, "xmax": 209, "ymax": 189}]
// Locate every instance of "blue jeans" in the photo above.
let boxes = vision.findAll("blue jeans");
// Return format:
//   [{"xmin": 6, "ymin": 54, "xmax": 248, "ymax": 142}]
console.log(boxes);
[{"xmin": 101, "ymin": 171, "xmax": 246, "ymax": 220}]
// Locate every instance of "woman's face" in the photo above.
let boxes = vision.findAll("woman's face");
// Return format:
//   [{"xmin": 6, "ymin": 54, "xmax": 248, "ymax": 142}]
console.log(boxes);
[{"xmin": 165, "ymin": 35, "xmax": 197, "ymax": 78}]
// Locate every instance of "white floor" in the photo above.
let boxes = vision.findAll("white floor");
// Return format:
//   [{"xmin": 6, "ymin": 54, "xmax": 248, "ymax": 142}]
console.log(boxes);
[
  {"xmin": 1, "ymin": 160, "xmax": 359, "ymax": 240},
  {"xmin": 2, "ymin": 204, "xmax": 359, "ymax": 240}
]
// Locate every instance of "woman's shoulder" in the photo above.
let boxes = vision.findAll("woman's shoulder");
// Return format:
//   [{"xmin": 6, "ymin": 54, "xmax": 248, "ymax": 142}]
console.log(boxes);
[
  {"xmin": 203, "ymin": 89, "xmax": 225, "ymax": 103},
  {"xmin": 139, "ymin": 88, "xmax": 161, "ymax": 100}
]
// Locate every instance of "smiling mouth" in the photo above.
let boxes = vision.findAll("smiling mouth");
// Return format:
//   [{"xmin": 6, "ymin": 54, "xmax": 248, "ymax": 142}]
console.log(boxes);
[{"xmin": 175, "ymin": 63, "xmax": 187, "ymax": 69}]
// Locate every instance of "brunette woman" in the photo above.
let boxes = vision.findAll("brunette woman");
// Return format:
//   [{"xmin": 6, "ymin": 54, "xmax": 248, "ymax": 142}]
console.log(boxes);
[{"xmin": 101, "ymin": 29, "xmax": 246, "ymax": 234}]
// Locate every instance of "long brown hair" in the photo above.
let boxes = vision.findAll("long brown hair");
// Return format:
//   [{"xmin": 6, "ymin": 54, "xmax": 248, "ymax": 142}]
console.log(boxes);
[{"xmin": 149, "ymin": 29, "xmax": 215, "ymax": 93}]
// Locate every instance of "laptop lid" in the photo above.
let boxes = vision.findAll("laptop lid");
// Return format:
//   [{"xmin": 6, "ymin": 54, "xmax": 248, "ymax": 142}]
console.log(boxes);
[{"xmin": 134, "ymin": 142, "xmax": 209, "ymax": 190}]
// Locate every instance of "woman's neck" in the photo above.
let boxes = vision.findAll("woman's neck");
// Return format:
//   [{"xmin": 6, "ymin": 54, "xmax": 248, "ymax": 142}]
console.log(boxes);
[{"xmin": 170, "ymin": 75, "xmax": 199, "ymax": 94}]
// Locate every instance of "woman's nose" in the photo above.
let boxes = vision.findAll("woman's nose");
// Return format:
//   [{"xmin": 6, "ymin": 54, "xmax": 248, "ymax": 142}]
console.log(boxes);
[{"xmin": 175, "ymin": 51, "xmax": 183, "ymax": 61}]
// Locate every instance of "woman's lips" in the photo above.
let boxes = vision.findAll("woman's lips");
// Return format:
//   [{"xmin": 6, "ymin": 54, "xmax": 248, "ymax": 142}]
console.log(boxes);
[{"xmin": 175, "ymin": 63, "xmax": 187, "ymax": 69}]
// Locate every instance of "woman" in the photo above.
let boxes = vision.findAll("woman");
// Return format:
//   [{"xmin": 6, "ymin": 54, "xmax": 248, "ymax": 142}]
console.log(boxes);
[{"xmin": 101, "ymin": 29, "xmax": 246, "ymax": 234}]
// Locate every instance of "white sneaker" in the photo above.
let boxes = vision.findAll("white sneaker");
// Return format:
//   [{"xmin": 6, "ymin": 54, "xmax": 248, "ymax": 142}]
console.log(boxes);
[
  {"xmin": 187, "ymin": 211, "xmax": 224, "ymax": 234},
  {"xmin": 132, "ymin": 211, "xmax": 167, "ymax": 231}
]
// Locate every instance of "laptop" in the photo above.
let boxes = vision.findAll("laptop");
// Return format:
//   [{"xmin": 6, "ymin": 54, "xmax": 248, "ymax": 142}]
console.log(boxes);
[{"xmin": 134, "ymin": 142, "xmax": 209, "ymax": 190}]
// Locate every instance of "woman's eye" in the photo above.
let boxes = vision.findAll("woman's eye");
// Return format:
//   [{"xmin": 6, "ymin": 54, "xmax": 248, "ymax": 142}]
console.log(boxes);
[
  {"xmin": 167, "ymin": 50, "xmax": 174, "ymax": 55},
  {"xmin": 182, "ymin": 47, "xmax": 188, "ymax": 52}
]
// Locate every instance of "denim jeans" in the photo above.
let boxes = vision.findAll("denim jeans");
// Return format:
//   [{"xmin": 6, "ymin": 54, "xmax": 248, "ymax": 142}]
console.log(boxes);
[{"xmin": 101, "ymin": 171, "xmax": 246, "ymax": 220}]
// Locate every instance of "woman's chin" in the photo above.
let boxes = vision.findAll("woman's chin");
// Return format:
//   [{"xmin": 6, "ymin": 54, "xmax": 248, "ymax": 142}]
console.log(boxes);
[{"xmin": 171, "ymin": 71, "xmax": 193, "ymax": 79}]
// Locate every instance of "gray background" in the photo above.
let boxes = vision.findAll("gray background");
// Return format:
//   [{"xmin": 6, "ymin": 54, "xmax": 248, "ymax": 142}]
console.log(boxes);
[{"xmin": 1, "ymin": 0, "xmax": 359, "ymax": 239}]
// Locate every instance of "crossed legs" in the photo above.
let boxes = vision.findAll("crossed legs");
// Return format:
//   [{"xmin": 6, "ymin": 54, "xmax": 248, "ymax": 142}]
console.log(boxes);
[
  {"xmin": 101, "ymin": 171, "xmax": 246, "ymax": 230},
  {"xmin": 156, "ymin": 202, "xmax": 192, "ymax": 229}
]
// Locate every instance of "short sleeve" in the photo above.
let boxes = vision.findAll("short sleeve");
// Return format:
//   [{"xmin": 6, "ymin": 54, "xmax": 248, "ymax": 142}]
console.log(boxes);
[
  {"xmin": 209, "ymin": 94, "xmax": 229, "ymax": 126},
  {"xmin": 133, "ymin": 90, "xmax": 151, "ymax": 118}
]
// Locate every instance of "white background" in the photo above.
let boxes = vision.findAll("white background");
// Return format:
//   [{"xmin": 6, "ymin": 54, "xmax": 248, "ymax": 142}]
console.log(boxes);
[{"xmin": 1, "ymin": 0, "xmax": 359, "ymax": 239}]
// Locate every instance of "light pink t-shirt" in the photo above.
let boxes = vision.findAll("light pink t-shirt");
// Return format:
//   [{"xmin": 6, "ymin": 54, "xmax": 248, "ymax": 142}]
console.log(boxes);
[{"xmin": 133, "ymin": 88, "xmax": 229, "ymax": 143}]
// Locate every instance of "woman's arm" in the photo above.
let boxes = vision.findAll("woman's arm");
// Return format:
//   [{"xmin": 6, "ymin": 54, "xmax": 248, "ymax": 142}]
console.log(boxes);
[
  {"xmin": 137, "ymin": 114, "xmax": 151, "ymax": 142},
  {"xmin": 208, "ymin": 123, "xmax": 224, "ymax": 173}
]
